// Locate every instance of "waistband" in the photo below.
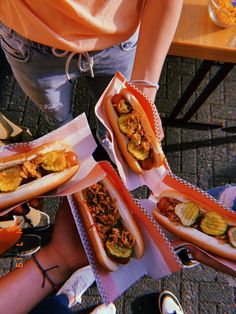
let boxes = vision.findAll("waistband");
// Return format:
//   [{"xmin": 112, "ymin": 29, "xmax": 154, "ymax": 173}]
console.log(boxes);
[
  {"xmin": 0, "ymin": 22, "xmax": 95, "ymax": 79},
  {"xmin": 0, "ymin": 23, "xmax": 55, "ymax": 53}
]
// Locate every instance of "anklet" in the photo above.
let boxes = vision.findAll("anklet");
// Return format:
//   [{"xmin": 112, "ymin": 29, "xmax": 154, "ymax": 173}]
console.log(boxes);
[{"xmin": 32, "ymin": 254, "xmax": 59, "ymax": 289}]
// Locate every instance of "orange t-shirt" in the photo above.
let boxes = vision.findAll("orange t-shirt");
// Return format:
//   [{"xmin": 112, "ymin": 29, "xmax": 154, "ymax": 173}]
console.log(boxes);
[{"xmin": 0, "ymin": 0, "xmax": 144, "ymax": 52}]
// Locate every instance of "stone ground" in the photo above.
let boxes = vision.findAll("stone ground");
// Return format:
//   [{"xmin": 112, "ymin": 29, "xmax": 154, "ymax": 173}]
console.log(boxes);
[{"xmin": 0, "ymin": 52, "xmax": 236, "ymax": 313}]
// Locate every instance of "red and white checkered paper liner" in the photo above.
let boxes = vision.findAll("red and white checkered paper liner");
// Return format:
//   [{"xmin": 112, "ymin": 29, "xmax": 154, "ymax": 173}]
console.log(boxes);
[
  {"xmin": 95, "ymin": 72, "xmax": 170, "ymax": 191},
  {"xmin": 0, "ymin": 113, "xmax": 97, "ymax": 215},
  {"xmin": 68, "ymin": 161, "xmax": 181, "ymax": 305}
]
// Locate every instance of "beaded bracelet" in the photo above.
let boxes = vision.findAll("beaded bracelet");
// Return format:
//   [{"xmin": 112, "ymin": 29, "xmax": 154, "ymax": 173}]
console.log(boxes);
[
  {"xmin": 32, "ymin": 254, "xmax": 59, "ymax": 289},
  {"xmin": 130, "ymin": 79, "xmax": 160, "ymax": 90}
]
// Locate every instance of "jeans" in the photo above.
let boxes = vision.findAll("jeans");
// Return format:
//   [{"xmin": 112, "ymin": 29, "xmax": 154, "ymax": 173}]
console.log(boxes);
[
  {"xmin": 0, "ymin": 23, "xmax": 138, "ymax": 128},
  {"xmin": 207, "ymin": 184, "xmax": 236, "ymax": 212},
  {"xmin": 30, "ymin": 294, "xmax": 71, "ymax": 314}
]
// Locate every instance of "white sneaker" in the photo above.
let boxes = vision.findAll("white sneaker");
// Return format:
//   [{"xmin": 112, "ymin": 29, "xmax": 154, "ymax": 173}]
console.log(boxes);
[
  {"xmin": 158, "ymin": 290, "xmax": 184, "ymax": 314},
  {"xmin": 90, "ymin": 303, "xmax": 116, "ymax": 314},
  {"xmin": 57, "ymin": 265, "xmax": 95, "ymax": 307}
]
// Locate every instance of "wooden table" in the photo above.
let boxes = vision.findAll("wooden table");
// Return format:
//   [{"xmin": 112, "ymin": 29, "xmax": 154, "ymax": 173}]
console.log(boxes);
[{"xmin": 165, "ymin": 0, "xmax": 236, "ymax": 130}]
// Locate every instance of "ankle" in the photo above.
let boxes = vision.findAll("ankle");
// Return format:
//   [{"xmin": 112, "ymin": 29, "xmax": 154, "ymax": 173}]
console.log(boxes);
[{"xmin": 38, "ymin": 245, "xmax": 72, "ymax": 285}]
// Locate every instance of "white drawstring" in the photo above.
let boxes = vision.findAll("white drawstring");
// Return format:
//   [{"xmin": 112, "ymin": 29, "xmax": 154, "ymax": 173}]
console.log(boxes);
[
  {"xmin": 51, "ymin": 48, "xmax": 68, "ymax": 58},
  {"xmin": 52, "ymin": 48, "xmax": 94, "ymax": 82},
  {"xmin": 78, "ymin": 52, "xmax": 94, "ymax": 78},
  {"xmin": 65, "ymin": 52, "xmax": 76, "ymax": 82}
]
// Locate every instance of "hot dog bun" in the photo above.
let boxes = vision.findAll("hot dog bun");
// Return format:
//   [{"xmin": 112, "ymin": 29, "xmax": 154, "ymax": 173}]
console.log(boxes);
[
  {"xmin": 0, "ymin": 141, "xmax": 79, "ymax": 210},
  {"xmin": 153, "ymin": 190, "xmax": 236, "ymax": 261},
  {"xmin": 73, "ymin": 175, "xmax": 144, "ymax": 272},
  {"xmin": 105, "ymin": 88, "xmax": 164, "ymax": 174}
]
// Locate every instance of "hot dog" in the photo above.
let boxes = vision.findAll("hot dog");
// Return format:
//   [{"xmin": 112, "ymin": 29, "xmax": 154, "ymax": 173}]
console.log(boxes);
[
  {"xmin": 73, "ymin": 176, "xmax": 144, "ymax": 271},
  {"xmin": 153, "ymin": 189, "xmax": 236, "ymax": 261},
  {"xmin": 105, "ymin": 88, "xmax": 165, "ymax": 174},
  {"xmin": 0, "ymin": 140, "xmax": 79, "ymax": 210}
]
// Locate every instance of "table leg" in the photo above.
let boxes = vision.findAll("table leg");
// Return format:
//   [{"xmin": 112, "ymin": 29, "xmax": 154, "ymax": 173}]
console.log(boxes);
[
  {"xmin": 163, "ymin": 60, "xmax": 234, "ymax": 130},
  {"xmin": 168, "ymin": 60, "xmax": 214, "ymax": 120},
  {"xmin": 182, "ymin": 62, "xmax": 234, "ymax": 121}
]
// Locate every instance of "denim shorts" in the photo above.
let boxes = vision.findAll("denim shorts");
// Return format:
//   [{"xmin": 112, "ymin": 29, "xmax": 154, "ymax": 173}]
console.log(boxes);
[{"xmin": 0, "ymin": 23, "xmax": 138, "ymax": 128}]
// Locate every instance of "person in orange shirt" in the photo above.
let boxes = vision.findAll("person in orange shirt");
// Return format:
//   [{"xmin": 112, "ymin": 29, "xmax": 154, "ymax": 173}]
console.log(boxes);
[{"xmin": 0, "ymin": 0, "xmax": 183, "ymax": 139}]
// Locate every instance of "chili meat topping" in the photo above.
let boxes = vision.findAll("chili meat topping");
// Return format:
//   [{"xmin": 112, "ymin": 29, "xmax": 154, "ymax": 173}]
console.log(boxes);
[{"xmin": 82, "ymin": 181, "xmax": 135, "ymax": 257}]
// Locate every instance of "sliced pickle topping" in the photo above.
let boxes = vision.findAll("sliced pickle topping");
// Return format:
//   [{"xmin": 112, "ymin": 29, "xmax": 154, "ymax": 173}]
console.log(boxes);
[
  {"xmin": 228, "ymin": 227, "xmax": 236, "ymax": 248},
  {"xmin": 36, "ymin": 151, "xmax": 67, "ymax": 172},
  {"xmin": 104, "ymin": 226, "xmax": 135, "ymax": 264},
  {"xmin": 116, "ymin": 99, "xmax": 132, "ymax": 114},
  {"xmin": 105, "ymin": 241, "xmax": 132, "ymax": 264},
  {"xmin": 0, "ymin": 166, "xmax": 23, "ymax": 192},
  {"xmin": 175, "ymin": 202, "xmax": 200, "ymax": 226},
  {"xmin": 118, "ymin": 113, "xmax": 138, "ymax": 136},
  {"xmin": 127, "ymin": 142, "xmax": 149, "ymax": 161},
  {"xmin": 200, "ymin": 212, "xmax": 227, "ymax": 236}
]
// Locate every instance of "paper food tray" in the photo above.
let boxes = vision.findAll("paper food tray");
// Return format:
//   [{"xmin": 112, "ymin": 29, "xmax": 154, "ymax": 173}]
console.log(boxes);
[
  {"xmin": 0, "ymin": 113, "xmax": 97, "ymax": 215},
  {"xmin": 95, "ymin": 72, "xmax": 169, "ymax": 191},
  {"xmin": 68, "ymin": 161, "xmax": 181, "ymax": 305},
  {"xmin": 140, "ymin": 171, "xmax": 236, "ymax": 274}
]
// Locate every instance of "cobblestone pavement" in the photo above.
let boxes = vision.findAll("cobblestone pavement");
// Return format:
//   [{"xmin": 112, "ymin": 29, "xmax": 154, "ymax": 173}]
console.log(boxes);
[{"xmin": 0, "ymin": 53, "xmax": 236, "ymax": 313}]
